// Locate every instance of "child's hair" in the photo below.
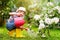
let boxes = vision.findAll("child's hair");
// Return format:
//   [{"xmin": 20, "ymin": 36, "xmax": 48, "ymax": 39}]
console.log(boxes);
[{"xmin": 16, "ymin": 7, "xmax": 26, "ymax": 13}]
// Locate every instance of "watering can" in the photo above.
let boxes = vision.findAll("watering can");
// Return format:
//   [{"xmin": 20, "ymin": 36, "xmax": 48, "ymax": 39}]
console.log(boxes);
[{"xmin": 14, "ymin": 17, "xmax": 25, "ymax": 28}]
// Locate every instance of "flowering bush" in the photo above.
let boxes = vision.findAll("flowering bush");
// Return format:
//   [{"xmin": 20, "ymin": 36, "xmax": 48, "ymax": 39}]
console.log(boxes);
[
  {"xmin": 30, "ymin": 2, "xmax": 60, "ymax": 29},
  {"xmin": 26, "ymin": 2, "xmax": 60, "ymax": 29},
  {"xmin": 27, "ymin": 2, "xmax": 60, "ymax": 37}
]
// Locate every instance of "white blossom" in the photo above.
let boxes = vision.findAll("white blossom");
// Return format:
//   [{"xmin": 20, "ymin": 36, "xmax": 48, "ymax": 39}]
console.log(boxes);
[
  {"xmin": 44, "ymin": 14, "xmax": 48, "ymax": 18},
  {"xmin": 1, "ymin": 13, "xmax": 4, "ymax": 15},
  {"xmin": 47, "ymin": 2, "xmax": 54, "ymax": 6},
  {"xmin": 45, "ymin": 18, "xmax": 53, "ymax": 24},
  {"xmin": 52, "ymin": 17, "xmax": 59, "ymax": 24},
  {"xmin": 39, "ymin": 20, "xmax": 44, "ymax": 23},
  {"xmin": 27, "ymin": 29, "xmax": 37, "ymax": 37},
  {"xmin": 38, "ymin": 23, "xmax": 45, "ymax": 29},
  {"xmin": 58, "ymin": 8, "xmax": 60, "ymax": 14},
  {"xmin": 54, "ymin": 6, "xmax": 60, "ymax": 10},
  {"xmin": 49, "ymin": 14, "xmax": 54, "ymax": 17},
  {"xmin": 48, "ymin": 10, "xmax": 53, "ymax": 13},
  {"xmin": 58, "ymin": 10, "xmax": 60, "ymax": 14},
  {"xmin": 28, "ymin": 3, "xmax": 37, "ymax": 9},
  {"xmin": 53, "ymin": 6, "xmax": 60, "ymax": 14},
  {"xmin": 54, "ymin": 6, "xmax": 60, "ymax": 12},
  {"xmin": 34, "ymin": 15, "xmax": 40, "ymax": 20},
  {"xmin": 46, "ymin": 26, "xmax": 49, "ymax": 27},
  {"xmin": 42, "ymin": 7, "xmax": 47, "ymax": 11},
  {"xmin": 40, "ymin": 14, "xmax": 44, "ymax": 17},
  {"xmin": 41, "ymin": 34, "xmax": 46, "ymax": 37}
]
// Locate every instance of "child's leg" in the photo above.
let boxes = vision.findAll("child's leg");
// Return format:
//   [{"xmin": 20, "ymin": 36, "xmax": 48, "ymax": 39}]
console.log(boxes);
[
  {"xmin": 16, "ymin": 28, "xmax": 24, "ymax": 37},
  {"xmin": 8, "ymin": 29, "xmax": 16, "ymax": 37}
]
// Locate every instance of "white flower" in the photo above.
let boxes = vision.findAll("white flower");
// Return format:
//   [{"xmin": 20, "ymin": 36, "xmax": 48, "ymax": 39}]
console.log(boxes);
[
  {"xmin": 38, "ymin": 23, "xmax": 45, "ymax": 29},
  {"xmin": 28, "ymin": 3, "xmax": 37, "ymax": 9},
  {"xmin": 52, "ymin": 17, "xmax": 59, "ymax": 24},
  {"xmin": 58, "ymin": 8, "xmax": 60, "ymax": 14},
  {"xmin": 44, "ymin": 14, "xmax": 48, "ymax": 18},
  {"xmin": 53, "ymin": 6, "xmax": 60, "ymax": 14},
  {"xmin": 41, "ymin": 34, "xmax": 46, "ymax": 37},
  {"xmin": 34, "ymin": 15, "xmax": 40, "ymax": 20},
  {"xmin": 49, "ymin": 15, "xmax": 52, "ymax": 17},
  {"xmin": 45, "ymin": 18, "xmax": 53, "ymax": 24},
  {"xmin": 40, "ymin": 14, "xmax": 44, "ymax": 17},
  {"xmin": 58, "ymin": 11, "xmax": 60, "ymax": 14},
  {"xmin": 39, "ymin": 20, "xmax": 44, "ymax": 23},
  {"xmin": 46, "ymin": 26, "xmax": 49, "ymax": 27},
  {"xmin": 42, "ymin": 7, "xmax": 47, "ymax": 11},
  {"xmin": 1, "ymin": 13, "xmax": 4, "ymax": 15},
  {"xmin": 49, "ymin": 14, "xmax": 54, "ymax": 17},
  {"xmin": 47, "ymin": 2, "xmax": 54, "ymax": 6},
  {"xmin": 48, "ymin": 10, "xmax": 53, "ymax": 13},
  {"xmin": 52, "ymin": 7, "xmax": 56, "ymax": 10},
  {"xmin": 55, "ymin": 6, "xmax": 60, "ymax": 13},
  {"xmin": 54, "ymin": 6, "xmax": 60, "ymax": 10}
]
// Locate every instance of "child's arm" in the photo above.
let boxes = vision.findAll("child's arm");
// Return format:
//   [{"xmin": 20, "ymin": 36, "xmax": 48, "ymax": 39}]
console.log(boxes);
[
  {"xmin": 8, "ymin": 16, "xmax": 13, "ymax": 22},
  {"xmin": 9, "ymin": 12, "xmax": 17, "ymax": 16}
]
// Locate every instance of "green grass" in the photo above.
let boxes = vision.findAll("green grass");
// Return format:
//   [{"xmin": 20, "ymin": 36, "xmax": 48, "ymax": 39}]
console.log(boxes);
[{"xmin": 0, "ymin": 26, "xmax": 60, "ymax": 40}]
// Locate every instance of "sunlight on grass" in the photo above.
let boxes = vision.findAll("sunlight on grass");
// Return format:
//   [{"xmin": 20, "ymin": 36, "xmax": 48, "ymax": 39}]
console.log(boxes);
[{"xmin": 0, "ymin": 27, "xmax": 60, "ymax": 40}]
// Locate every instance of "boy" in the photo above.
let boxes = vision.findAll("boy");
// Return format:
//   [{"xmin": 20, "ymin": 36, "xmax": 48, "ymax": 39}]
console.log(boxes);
[{"xmin": 8, "ymin": 7, "xmax": 26, "ymax": 37}]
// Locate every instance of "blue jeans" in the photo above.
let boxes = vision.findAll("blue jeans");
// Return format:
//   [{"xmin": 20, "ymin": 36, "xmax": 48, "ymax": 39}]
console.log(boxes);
[{"xmin": 6, "ymin": 19, "xmax": 16, "ymax": 31}]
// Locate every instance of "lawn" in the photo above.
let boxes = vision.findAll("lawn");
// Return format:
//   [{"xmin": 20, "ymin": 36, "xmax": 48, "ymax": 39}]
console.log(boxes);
[{"xmin": 0, "ymin": 26, "xmax": 60, "ymax": 40}]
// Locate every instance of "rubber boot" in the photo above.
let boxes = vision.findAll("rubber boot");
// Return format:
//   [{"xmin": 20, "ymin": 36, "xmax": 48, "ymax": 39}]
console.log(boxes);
[
  {"xmin": 8, "ymin": 29, "xmax": 16, "ymax": 37},
  {"xmin": 16, "ymin": 28, "xmax": 25, "ymax": 37}
]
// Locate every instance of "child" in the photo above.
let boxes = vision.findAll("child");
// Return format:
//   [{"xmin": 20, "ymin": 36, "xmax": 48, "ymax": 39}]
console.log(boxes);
[{"xmin": 7, "ymin": 7, "xmax": 26, "ymax": 37}]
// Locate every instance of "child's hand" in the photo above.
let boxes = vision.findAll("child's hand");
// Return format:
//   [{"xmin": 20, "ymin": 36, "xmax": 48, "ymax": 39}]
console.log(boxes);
[
  {"xmin": 17, "ymin": 13, "xmax": 23, "ymax": 17},
  {"xmin": 19, "ymin": 26, "xmax": 24, "ymax": 30},
  {"xmin": 9, "ymin": 12, "xmax": 17, "ymax": 16}
]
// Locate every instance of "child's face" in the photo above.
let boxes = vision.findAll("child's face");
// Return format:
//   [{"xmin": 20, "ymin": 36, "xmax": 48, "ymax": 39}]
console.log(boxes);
[
  {"xmin": 17, "ymin": 10, "xmax": 25, "ymax": 17},
  {"xmin": 18, "ymin": 10, "xmax": 25, "ymax": 14}
]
